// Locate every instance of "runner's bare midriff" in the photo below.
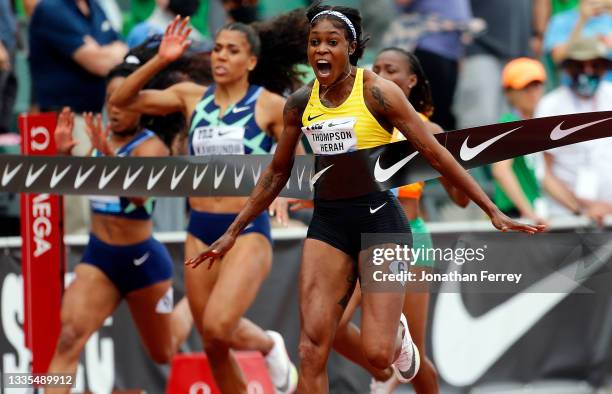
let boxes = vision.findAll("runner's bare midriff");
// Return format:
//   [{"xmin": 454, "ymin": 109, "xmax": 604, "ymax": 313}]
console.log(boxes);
[
  {"xmin": 91, "ymin": 213, "xmax": 152, "ymax": 245},
  {"xmin": 188, "ymin": 196, "xmax": 251, "ymax": 213}
]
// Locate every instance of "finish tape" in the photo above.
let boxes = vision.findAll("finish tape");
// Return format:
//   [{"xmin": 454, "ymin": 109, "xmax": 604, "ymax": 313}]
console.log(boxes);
[{"xmin": 1, "ymin": 111, "xmax": 611, "ymax": 200}]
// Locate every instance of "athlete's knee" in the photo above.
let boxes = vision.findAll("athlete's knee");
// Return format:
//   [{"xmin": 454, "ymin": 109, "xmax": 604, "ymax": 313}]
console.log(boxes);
[
  {"xmin": 56, "ymin": 320, "xmax": 88, "ymax": 358},
  {"xmin": 298, "ymin": 333, "xmax": 329, "ymax": 372},
  {"xmin": 332, "ymin": 321, "xmax": 350, "ymax": 350},
  {"xmin": 147, "ymin": 344, "xmax": 175, "ymax": 364},
  {"xmin": 363, "ymin": 339, "xmax": 396, "ymax": 370},
  {"xmin": 202, "ymin": 316, "xmax": 236, "ymax": 349}
]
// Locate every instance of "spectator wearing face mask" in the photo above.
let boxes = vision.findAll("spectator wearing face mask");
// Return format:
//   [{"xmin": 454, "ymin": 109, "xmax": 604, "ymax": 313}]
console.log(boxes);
[
  {"xmin": 126, "ymin": 0, "xmax": 204, "ymax": 48},
  {"xmin": 536, "ymin": 37, "xmax": 612, "ymax": 222},
  {"xmin": 544, "ymin": 0, "xmax": 612, "ymax": 81}
]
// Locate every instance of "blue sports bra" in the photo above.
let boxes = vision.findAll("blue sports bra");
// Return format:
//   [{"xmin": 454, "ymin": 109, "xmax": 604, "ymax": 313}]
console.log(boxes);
[
  {"xmin": 89, "ymin": 129, "xmax": 155, "ymax": 220},
  {"xmin": 188, "ymin": 84, "xmax": 274, "ymax": 156}
]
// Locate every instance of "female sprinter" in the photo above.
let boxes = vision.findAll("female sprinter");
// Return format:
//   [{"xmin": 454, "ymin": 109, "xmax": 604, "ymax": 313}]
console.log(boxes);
[
  {"xmin": 186, "ymin": 3, "xmax": 545, "ymax": 392},
  {"xmin": 110, "ymin": 14, "xmax": 308, "ymax": 394},
  {"xmin": 331, "ymin": 47, "xmax": 471, "ymax": 394},
  {"xmin": 47, "ymin": 61, "xmax": 193, "ymax": 394}
]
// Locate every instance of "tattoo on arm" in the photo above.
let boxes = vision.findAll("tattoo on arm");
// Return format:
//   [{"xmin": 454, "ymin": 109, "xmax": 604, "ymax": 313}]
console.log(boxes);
[
  {"xmin": 229, "ymin": 168, "xmax": 290, "ymax": 235},
  {"xmin": 371, "ymin": 85, "xmax": 391, "ymax": 113},
  {"xmin": 228, "ymin": 87, "xmax": 306, "ymax": 235},
  {"xmin": 260, "ymin": 172, "xmax": 274, "ymax": 190},
  {"xmin": 398, "ymin": 120, "xmax": 428, "ymax": 152},
  {"xmin": 284, "ymin": 86, "xmax": 311, "ymax": 122}
]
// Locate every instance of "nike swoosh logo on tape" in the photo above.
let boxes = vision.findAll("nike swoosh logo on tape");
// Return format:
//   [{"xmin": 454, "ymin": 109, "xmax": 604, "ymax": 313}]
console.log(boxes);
[
  {"xmin": 171, "ymin": 165, "xmax": 188, "ymax": 190},
  {"xmin": 308, "ymin": 113, "xmax": 324, "ymax": 121},
  {"xmin": 75, "ymin": 165, "xmax": 96, "ymax": 189},
  {"xmin": 369, "ymin": 201, "xmax": 387, "ymax": 214},
  {"xmin": 2, "ymin": 163, "xmax": 23, "ymax": 186},
  {"xmin": 25, "ymin": 164, "xmax": 48, "ymax": 187},
  {"xmin": 459, "ymin": 127, "xmax": 520, "ymax": 161},
  {"xmin": 432, "ymin": 239, "xmax": 612, "ymax": 386},
  {"xmin": 50, "ymin": 165, "xmax": 72, "ymax": 188},
  {"xmin": 297, "ymin": 166, "xmax": 306, "ymax": 190},
  {"xmin": 99, "ymin": 165, "xmax": 120, "ymax": 190},
  {"xmin": 252, "ymin": 164, "xmax": 262, "ymax": 185},
  {"xmin": 192, "ymin": 165, "xmax": 208, "ymax": 190},
  {"xmin": 309, "ymin": 164, "xmax": 333, "ymax": 189},
  {"xmin": 214, "ymin": 165, "xmax": 227, "ymax": 189},
  {"xmin": 133, "ymin": 252, "xmax": 150, "ymax": 266},
  {"xmin": 123, "ymin": 166, "xmax": 144, "ymax": 190},
  {"xmin": 232, "ymin": 106, "xmax": 250, "ymax": 114},
  {"xmin": 234, "ymin": 165, "xmax": 245, "ymax": 189},
  {"xmin": 147, "ymin": 166, "xmax": 167, "ymax": 190},
  {"xmin": 374, "ymin": 151, "xmax": 419, "ymax": 183},
  {"xmin": 549, "ymin": 117, "xmax": 612, "ymax": 141}
]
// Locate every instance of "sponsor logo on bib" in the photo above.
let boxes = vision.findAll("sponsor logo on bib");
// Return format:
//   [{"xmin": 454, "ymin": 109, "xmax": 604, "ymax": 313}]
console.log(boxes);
[{"xmin": 192, "ymin": 126, "xmax": 246, "ymax": 156}]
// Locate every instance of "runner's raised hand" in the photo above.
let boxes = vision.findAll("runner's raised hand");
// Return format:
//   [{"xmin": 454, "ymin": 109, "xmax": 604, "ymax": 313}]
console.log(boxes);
[
  {"xmin": 84, "ymin": 112, "xmax": 112, "ymax": 156},
  {"xmin": 159, "ymin": 16, "xmax": 192, "ymax": 63},
  {"xmin": 54, "ymin": 107, "xmax": 77, "ymax": 155}
]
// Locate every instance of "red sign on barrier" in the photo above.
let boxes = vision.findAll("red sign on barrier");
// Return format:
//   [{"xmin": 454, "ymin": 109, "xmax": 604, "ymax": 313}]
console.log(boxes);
[
  {"xmin": 19, "ymin": 113, "xmax": 65, "ymax": 374},
  {"xmin": 167, "ymin": 352, "xmax": 275, "ymax": 394}
]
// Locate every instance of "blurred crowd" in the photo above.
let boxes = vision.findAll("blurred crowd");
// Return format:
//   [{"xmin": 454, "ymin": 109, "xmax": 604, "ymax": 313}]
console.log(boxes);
[{"xmin": 0, "ymin": 0, "xmax": 611, "ymax": 235}]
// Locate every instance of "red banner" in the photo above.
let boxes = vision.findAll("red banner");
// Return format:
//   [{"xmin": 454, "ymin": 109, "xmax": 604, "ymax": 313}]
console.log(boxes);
[
  {"xmin": 19, "ymin": 113, "xmax": 65, "ymax": 374},
  {"xmin": 167, "ymin": 352, "xmax": 275, "ymax": 394}
]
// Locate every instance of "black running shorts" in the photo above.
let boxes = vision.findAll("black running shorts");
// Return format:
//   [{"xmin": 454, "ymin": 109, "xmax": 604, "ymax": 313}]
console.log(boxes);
[{"xmin": 307, "ymin": 190, "xmax": 412, "ymax": 262}]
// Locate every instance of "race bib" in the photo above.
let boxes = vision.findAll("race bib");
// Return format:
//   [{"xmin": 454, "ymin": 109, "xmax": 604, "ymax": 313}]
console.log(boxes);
[
  {"xmin": 302, "ymin": 117, "xmax": 357, "ymax": 155},
  {"xmin": 191, "ymin": 125, "xmax": 245, "ymax": 156}
]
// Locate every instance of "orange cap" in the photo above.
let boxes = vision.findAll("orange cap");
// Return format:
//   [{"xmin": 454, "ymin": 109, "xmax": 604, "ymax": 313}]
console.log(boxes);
[{"xmin": 502, "ymin": 58, "xmax": 546, "ymax": 90}]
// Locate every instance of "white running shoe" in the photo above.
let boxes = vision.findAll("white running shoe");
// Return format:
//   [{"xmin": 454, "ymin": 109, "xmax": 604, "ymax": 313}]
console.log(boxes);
[
  {"xmin": 392, "ymin": 313, "xmax": 420, "ymax": 383},
  {"xmin": 265, "ymin": 330, "xmax": 298, "ymax": 394},
  {"xmin": 369, "ymin": 374, "xmax": 398, "ymax": 394}
]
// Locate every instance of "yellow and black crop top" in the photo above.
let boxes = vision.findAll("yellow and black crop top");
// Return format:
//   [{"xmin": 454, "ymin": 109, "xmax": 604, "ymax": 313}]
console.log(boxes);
[{"xmin": 301, "ymin": 68, "xmax": 391, "ymax": 155}]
